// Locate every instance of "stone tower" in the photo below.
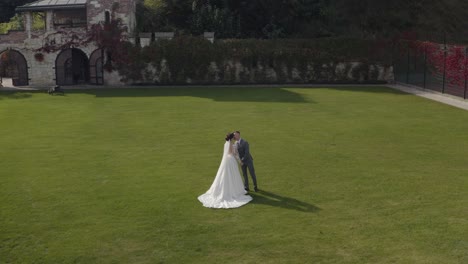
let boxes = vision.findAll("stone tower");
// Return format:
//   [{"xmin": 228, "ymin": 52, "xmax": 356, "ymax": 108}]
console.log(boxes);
[{"xmin": 87, "ymin": 0, "xmax": 137, "ymax": 34}]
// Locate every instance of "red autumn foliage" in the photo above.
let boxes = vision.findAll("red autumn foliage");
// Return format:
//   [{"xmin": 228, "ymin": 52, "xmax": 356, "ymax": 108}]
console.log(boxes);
[
  {"xmin": 36, "ymin": 29, "xmax": 94, "ymax": 53},
  {"xmin": 0, "ymin": 50, "xmax": 10, "ymax": 62},
  {"xmin": 88, "ymin": 19, "xmax": 130, "ymax": 71},
  {"xmin": 36, "ymin": 17, "xmax": 130, "ymax": 72},
  {"xmin": 34, "ymin": 52, "xmax": 44, "ymax": 62},
  {"xmin": 399, "ymin": 38, "xmax": 467, "ymax": 88}
]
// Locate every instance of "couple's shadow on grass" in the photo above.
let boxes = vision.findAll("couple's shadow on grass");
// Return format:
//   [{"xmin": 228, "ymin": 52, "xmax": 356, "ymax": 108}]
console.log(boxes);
[{"xmin": 249, "ymin": 190, "xmax": 320, "ymax": 213}]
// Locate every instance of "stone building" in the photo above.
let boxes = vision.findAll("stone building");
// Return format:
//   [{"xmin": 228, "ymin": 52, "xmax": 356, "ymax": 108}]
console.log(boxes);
[
  {"xmin": 0, "ymin": 0, "xmax": 137, "ymax": 87},
  {"xmin": 0, "ymin": 0, "xmax": 394, "ymax": 87}
]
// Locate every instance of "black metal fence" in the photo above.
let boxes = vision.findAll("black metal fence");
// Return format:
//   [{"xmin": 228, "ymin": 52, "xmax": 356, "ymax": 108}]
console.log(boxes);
[{"xmin": 394, "ymin": 41, "xmax": 468, "ymax": 99}]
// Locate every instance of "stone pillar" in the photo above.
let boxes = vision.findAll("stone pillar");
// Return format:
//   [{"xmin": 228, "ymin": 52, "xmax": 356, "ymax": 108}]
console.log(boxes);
[
  {"xmin": 46, "ymin": 11, "xmax": 53, "ymax": 32},
  {"xmin": 25, "ymin": 12, "xmax": 32, "ymax": 38}
]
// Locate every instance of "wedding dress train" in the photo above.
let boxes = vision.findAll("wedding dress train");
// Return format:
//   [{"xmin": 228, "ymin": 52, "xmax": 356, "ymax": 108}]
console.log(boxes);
[{"xmin": 198, "ymin": 141, "xmax": 252, "ymax": 208}]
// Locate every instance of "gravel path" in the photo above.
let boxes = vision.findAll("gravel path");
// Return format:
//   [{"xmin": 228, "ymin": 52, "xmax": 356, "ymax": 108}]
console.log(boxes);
[{"xmin": 388, "ymin": 83, "xmax": 468, "ymax": 111}]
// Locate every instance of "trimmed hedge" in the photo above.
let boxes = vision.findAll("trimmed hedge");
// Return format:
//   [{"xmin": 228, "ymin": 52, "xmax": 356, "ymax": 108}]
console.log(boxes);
[{"xmin": 115, "ymin": 37, "xmax": 393, "ymax": 84}]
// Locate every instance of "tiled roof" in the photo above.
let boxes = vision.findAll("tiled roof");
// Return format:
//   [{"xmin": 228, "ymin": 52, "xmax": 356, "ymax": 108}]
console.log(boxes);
[{"xmin": 16, "ymin": 0, "xmax": 87, "ymax": 12}]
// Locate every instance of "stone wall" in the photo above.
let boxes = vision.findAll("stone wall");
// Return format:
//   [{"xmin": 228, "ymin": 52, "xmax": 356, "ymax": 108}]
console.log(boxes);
[
  {"xmin": 87, "ymin": 0, "xmax": 136, "ymax": 34},
  {"xmin": 0, "ymin": 31, "xmax": 27, "ymax": 44},
  {"xmin": 0, "ymin": 40, "xmax": 124, "ymax": 87},
  {"xmin": 1, "ymin": 38, "xmax": 393, "ymax": 87},
  {"xmin": 0, "ymin": 0, "xmax": 138, "ymax": 87}
]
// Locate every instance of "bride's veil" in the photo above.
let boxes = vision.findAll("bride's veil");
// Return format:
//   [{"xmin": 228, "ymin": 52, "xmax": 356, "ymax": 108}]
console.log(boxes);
[{"xmin": 221, "ymin": 141, "xmax": 230, "ymax": 162}]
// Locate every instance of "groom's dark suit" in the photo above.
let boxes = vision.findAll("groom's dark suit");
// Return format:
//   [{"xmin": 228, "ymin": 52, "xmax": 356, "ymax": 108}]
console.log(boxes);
[{"xmin": 237, "ymin": 138, "xmax": 258, "ymax": 190}]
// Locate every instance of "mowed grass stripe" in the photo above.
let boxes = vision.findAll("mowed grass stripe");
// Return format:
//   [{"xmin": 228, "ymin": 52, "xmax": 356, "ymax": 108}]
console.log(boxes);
[{"xmin": 0, "ymin": 86, "xmax": 467, "ymax": 263}]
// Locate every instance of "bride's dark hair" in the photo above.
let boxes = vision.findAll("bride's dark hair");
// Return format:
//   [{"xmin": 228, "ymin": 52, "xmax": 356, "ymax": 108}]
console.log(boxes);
[{"xmin": 225, "ymin": 132, "xmax": 234, "ymax": 141}]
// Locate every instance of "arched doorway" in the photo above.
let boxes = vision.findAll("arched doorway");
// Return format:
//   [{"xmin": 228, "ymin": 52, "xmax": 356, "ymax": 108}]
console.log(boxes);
[
  {"xmin": 89, "ymin": 49, "xmax": 104, "ymax": 85},
  {"xmin": 55, "ymin": 48, "xmax": 89, "ymax": 85},
  {"xmin": 0, "ymin": 49, "xmax": 29, "ymax": 86}
]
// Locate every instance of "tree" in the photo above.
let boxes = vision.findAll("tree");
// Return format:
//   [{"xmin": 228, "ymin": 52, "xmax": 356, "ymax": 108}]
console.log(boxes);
[
  {"xmin": 190, "ymin": 0, "xmax": 240, "ymax": 37},
  {"xmin": 136, "ymin": 0, "xmax": 468, "ymax": 41},
  {"xmin": 0, "ymin": 0, "xmax": 36, "ymax": 23},
  {"xmin": 330, "ymin": 0, "xmax": 468, "ymax": 41}
]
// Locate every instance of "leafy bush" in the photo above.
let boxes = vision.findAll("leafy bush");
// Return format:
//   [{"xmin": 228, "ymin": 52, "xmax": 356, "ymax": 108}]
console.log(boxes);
[{"xmin": 115, "ymin": 36, "xmax": 393, "ymax": 84}]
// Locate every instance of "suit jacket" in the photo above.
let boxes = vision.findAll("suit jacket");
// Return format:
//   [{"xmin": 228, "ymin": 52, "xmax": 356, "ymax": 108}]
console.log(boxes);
[{"xmin": 237, "ymin": 139, "xmax": 253, "ymax": 164}]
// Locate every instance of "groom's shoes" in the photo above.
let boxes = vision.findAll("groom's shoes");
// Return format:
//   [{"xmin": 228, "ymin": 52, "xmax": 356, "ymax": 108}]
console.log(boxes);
[
  {"xmin": 244, "ymin": 187, "xmax": 250, "ymax": 192},
  {"xmin": 254, "ymin": 186, "xmax": 258, "ymax": 192}
]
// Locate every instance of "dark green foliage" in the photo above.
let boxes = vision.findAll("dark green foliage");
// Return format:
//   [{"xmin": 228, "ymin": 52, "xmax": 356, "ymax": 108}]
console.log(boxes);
[
  {"xmin": 116, "ymin": 37, "xmax": 392, "ymax": 84},
  {"xmin": 133, "ymin": 36, "xmax": 215, "ymax": 83},
  {"xmin": 136, "ymin": 0, "xmax": 468, "ymax": 42},
  {"xmin": 190, "ymin": 0, "xmax": 241, "ymax": 38},
  {"xmin": 2, "ymin": 0, "xmax": 467, "ymax": 41},
  {"xmin": 0, "ymin": 0, "xmax": 35, "ymax": 23}
]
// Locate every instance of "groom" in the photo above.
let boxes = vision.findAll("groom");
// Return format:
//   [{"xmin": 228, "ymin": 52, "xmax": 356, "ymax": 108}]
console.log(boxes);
[{"xmin": 234, "ymin": 131, "xmax": 258, "ymax": 192}]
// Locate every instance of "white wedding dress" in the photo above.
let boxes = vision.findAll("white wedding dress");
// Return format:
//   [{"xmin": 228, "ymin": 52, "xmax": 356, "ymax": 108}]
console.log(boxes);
[{"xmin": 198, "ymin": 141, "xmax": 252, "ymax": 208}]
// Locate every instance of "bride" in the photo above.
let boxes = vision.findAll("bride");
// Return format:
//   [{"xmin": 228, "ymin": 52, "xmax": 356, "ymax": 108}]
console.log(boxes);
[{"xmin": 198, "ymin": 133, "xmax": 252, "ymax": 208}]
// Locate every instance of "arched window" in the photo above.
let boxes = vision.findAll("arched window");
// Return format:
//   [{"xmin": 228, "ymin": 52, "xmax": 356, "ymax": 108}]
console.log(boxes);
[
  {"xmin": 55, "ymin": 48, "xmax": 89, "ymax": 85},
  {"xmin": 89, "ymin": 49, "xmax": 104, "ymax": 85},
  {"xmin": 0, "ymin": 49, "xmax": 29, "ymax": 86},
  {"xmin": 105, "ymin": 11, "xmax": 110, "ymax": 24}
]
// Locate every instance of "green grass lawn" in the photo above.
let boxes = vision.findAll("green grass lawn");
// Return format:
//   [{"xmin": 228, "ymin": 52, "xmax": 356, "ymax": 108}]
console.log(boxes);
[{"xmin": 1, "ymin": 86, "xmax": 467, "ymax": 263}]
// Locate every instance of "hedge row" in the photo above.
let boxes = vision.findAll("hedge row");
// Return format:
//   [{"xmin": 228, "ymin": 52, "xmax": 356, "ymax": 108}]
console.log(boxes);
[{"xmin": 115, "ymin": 37, "xmax": 393, "ymax": 84}]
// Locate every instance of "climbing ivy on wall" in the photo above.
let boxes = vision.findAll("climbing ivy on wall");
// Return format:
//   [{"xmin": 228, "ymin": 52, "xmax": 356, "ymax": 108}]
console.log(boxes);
[{"xmin": 114, "ymin": 36, "xmax": 392, "ymax": 84}]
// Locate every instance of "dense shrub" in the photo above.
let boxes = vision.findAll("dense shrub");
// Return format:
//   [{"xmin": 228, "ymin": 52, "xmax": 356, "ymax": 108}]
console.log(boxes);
[{"xmin": 115, "ymin": 36, "xmax": 393, "ymax": 84}]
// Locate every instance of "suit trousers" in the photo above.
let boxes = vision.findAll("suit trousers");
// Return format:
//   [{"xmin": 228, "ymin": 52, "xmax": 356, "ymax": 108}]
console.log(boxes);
[{"xmin": 241, "ymin": 160, "xmax": 257, "ymax": 189}]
